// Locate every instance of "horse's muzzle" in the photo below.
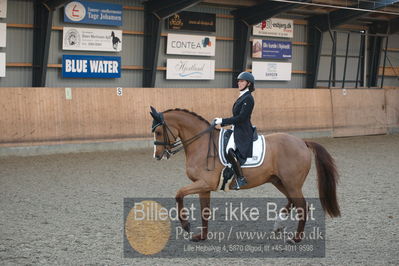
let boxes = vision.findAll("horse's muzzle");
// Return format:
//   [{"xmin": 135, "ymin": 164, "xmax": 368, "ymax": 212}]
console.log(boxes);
[{"xmin": 155, "ymin": 150, "xmax": 170, "ymax": 160}]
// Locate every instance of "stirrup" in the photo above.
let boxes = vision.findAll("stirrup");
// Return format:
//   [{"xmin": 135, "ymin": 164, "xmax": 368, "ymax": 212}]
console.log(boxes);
[{"xmin": 232, "ymin": 176, "xmax": 247, "ymax": 190}]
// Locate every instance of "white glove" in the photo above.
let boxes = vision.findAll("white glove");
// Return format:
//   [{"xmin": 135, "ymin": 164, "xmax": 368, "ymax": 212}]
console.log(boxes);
[{"xmin": 214, "ymin": 118, "xmax": 222, "ymax": 125}]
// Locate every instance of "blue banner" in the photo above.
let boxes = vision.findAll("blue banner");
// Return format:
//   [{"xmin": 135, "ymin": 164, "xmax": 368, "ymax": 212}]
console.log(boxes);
[
  {"xmin": 62, "ymin": 55, "xmax": 121, "ymax": 78},
  {"xmin": 64, "ymin": 1, "xmax": 123, "ymax": 26},
  {"xmin": 252, "ymin": 40, "xmax": 292, "ymax": 59}
]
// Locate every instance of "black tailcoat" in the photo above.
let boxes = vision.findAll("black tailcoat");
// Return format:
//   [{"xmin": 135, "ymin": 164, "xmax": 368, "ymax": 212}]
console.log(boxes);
[{"xmin": 221, "ymin": 91, "xmax": 254, "ymax": 159}]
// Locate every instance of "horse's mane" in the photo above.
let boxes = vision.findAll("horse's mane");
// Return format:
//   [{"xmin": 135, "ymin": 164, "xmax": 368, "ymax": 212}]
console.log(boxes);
[{"xmin": 164, "ymin": 108, "xmax": 210, "ymax": 126}]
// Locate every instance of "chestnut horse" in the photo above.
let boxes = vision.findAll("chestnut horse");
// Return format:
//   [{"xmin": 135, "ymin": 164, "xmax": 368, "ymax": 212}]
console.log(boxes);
[{"xmin": 150, "ymin": 107, "xmax": 340, "ymax": 243}]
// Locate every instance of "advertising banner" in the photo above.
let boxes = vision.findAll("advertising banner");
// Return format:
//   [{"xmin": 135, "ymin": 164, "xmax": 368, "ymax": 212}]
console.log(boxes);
[
  {"xmin": 253, "ymin": 18, "xmax": 294, "ymax": 38},
  {"xmin": 252, "ymin": 61, "xmax": 292, "ymax": 81},
  {"xmin": 62, "ymin": 54, "xmax": 121, "ymax": 78},
  {"xmin": 0, "ymin": 53, "xmax": 5, "ymax": 77},
  {"xmin": 252, "ymin": 39, "xmax": 291, "ymax": 59},
  {"xmin": 167, "ymin": 34, "xmax": 215, "ymax": 56},
  {"xmin": 167, "ymin": 11, "xmax": 216, "ymax": 32},
  {"xmin": 63, "ymin": 27, "xmax": 122, "ymax": 52},
  {"xmin": 0, "ymin": 23, "xmax": 6, "ymax": 47},
  {"xmin": 0, "ymin": 0, "xmax": 7, "ymax": 18},
  {"xmin": 64, "ymin": 1, "xmax": 123, "ymax": 26},
  {"xmin": 166, "ymin": 59, "xmax": 215, "ymax": 80}
]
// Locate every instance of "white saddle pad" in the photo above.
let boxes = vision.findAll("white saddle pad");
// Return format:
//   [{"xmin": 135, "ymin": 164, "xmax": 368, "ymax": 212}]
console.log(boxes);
[{"xmin": 218, "ymin": 128, "xmax": 266, "ymax": 168}]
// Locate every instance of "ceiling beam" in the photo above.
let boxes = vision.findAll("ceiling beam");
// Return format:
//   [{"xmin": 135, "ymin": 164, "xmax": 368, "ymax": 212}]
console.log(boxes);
[
  {"xmin": 202, "ymin": 0, "xmax": 261, "ymax": 8},
  {"xmin": 41, "ymin": 0, "xmax": 69, "ymax": 10},
  {"xmin": 232, "ymin": 0, "xmax": 310, "ymax": 26},
  {"xmin": 145, "ymin": 0, "xmax": 200, "ymax": 19}
]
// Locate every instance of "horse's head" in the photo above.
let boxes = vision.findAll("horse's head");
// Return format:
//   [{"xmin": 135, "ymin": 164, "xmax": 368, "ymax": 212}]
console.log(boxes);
[{"xmin": 150, "ymin": 106, "xmax": 179, "ymax": 160}]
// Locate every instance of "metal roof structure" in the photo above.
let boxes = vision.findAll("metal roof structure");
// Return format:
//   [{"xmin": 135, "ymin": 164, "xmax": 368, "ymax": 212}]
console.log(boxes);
[{"xmin": 32, "ymin": 0, "xmax": 399, "ymax": 87}]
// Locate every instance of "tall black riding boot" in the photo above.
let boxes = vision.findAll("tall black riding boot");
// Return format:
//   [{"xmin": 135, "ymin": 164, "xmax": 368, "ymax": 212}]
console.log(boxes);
[{"xmin": 227, "ymin": 149, "xmax": 247, "ymax": 190}]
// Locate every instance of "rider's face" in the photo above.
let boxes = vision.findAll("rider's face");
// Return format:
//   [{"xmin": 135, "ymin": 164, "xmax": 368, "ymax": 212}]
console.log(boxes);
[{"xmin": 238, "ymin": 79, "xmax": 248, "ymax": 91}]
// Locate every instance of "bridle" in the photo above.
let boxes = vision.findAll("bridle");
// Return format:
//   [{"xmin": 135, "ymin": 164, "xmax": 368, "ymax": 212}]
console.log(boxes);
[
  {"xmin": 152, "ymin": 116, "xmax": 182, "ymax": 158},
  {"xmin": 152, "ymin": 113, "xmax": 218, "ymax": 169}
]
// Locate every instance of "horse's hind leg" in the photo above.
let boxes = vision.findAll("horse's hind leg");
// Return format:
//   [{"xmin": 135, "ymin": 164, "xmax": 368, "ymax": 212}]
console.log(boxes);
[
  {"xmin": 272, "ymin": 178, "xmax": 294, "ymax": 232},
  {"xmin": 191, "ymin": 191, "xmax": 210, "ymax": 242},
  {"xmin": 286, "ymin": 189, "xmax": 307, "ymax": 243},
  {"xmin": 277, "ymin": 156, "xmax": 311, "ymax": 243},
  {"xmin": 175, "ymin": 180, "xmax": 212, "ymax": 232}
]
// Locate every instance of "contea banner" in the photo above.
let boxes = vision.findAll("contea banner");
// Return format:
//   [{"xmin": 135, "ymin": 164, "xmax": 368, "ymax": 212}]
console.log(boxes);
[
  {"xmin": 167, "ymin": 34, "xmax": 215, "ymax": 56},
  {"xmin": 62, "ymin": 55, "xmax": 121, "ymax": 78},
  {"xmin": 167, "ymin": 59, "xmax": 215, "ymax": 80},
  {"xmin": 252, "ymin": 39, "xmax": 292, "ymax": 59},
  {"xmin": 64, "ymin": 1, "xmax": 122, "ymax": 26},
  {"xmin": 252, "ymin": 61, "xmax": 292, "ymax": 81},
  {"xmin": 0, "ymin": 23, "xmax": 6, "ymax": 47},
  {"xmin": 0, "ymin": 0, "xmax": 7, "ymax": 18},
  {"xmin": 63, "ymin": 27, "xmax": 122, "ymax": 52},
  {"xmin": 253, "ymin": 18, "xmax": 294, "ymax": 38},
  {"xmin": 0, "ymin": 53, "xmax": 5, "ymax": 77}
]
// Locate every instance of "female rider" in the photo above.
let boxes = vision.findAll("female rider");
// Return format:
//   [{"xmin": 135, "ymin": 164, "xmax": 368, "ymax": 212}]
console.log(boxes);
[{"xmin": 214, "ymin": 72, "xmax": 256, "ymax": 190}]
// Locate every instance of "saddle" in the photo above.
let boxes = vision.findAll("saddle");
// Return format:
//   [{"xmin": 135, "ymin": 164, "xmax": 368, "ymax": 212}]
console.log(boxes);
[
  {"xmin": 217, "ymin": 128, "xmax": 267, "ymax": 191},
  {"xmin": 218, "ymin": 128, "xmax": 266, "ymax": 168}
]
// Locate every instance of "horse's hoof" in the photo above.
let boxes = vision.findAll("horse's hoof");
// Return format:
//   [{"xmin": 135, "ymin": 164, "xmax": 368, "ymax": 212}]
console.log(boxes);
[
  {"xmin": 190, "ymin": 234, "xmax": 206, "ymax": 242},
  {"xmin": 286, "ymin": 237, "xmax": 301, "ymax": 244},
  {"xmin": 293, "ymin": 237, "xmax": 302, "ymax": 243},
  {"xmin": 182, "ymin": 222, "xmax": 191, "ymax": 232}
]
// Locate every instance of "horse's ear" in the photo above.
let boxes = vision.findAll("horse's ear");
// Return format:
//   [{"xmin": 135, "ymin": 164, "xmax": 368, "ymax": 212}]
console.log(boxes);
[
  {"xmin": 150, "ymin": 106, "xmax": 161, "ymax": 122},
  {"xmin": 150, "ymin": 111, "xmax": 158, "ymax": 121},
  {"xmin": 150, "ymin": 106, "xmax": 158, "ymax": 115}
]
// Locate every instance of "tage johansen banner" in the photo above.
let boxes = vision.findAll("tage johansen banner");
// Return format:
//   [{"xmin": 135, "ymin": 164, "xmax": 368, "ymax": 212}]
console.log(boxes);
[
  {"xmin": 64, "ymin": 1, "xmax": 122, "ymax": 26},
  {"xmin": 252, "ymin": 61, "xmax": 292, "ymax": 81},
  {"xmin": 63, "ymin": 27, "xmax": 122, "ymax": 52},
  {"xmin": 252, "ymin": 39, "xmax": 292, "ymax": 59},
  {"xmin": 167, "ymin": 11, "xmax": 216, "ymax": 32},
  {"xmin": 167, "ymin": 34, "xmax": 215, "ymax": 56},
  {"xmin": 0, "ymin": 23, "xmax": 6, "ymax": 47},
  {"xmin": 62, "ymin": 54, "xmax": 121, "ymax": 78},
  {"xmin": 253, "ymin": 18, "xmax": 293, "ymax": 38},
  {"xmin": 167, "ymin": 59, "xmax": 215, "ymax": 80},
  {"xmin": 0, "ymin": 0, "xmax": 7, "ymax": 18},
  {"xmin": 0, "ymin": 53, "xmax": 5, "ymax": 77}
]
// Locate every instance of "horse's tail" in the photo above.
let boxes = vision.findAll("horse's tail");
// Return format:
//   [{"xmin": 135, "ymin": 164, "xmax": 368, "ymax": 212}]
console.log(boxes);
[{"xmin": 305, "ymin": 141, "xmax": 341, "ymax": 217}]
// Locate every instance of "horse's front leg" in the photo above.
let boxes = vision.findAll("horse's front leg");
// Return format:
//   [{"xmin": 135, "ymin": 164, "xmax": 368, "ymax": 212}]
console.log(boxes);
[
  {"xmin": 175, "ymin": 180, "xmax": 211, "ymax": 233},
  {"xmin": 191, "ymin": 191, "xmax": 210, "ymax": 242}
]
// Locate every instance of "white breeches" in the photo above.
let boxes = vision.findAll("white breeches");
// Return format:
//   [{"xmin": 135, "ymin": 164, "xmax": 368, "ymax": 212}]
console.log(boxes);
[{"xmin": 226, "ymin": 131, "xmax": 236, "ymax": 153}]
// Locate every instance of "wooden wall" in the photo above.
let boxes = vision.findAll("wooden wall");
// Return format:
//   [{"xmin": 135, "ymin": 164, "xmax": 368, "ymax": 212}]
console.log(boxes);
[
  {"xmin": 386, "ymin": 88, "xmax": 399, "ymax": 129},
  {"xmin": 331, "ymin": 89, "xmax": 387, "ymax": 137},
  {"xmin": 0, "ymin": 87, "xmax": 398, "ymax": 145}
]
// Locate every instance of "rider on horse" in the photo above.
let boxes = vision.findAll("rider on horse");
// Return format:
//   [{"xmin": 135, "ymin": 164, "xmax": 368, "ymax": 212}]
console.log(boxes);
[{"xmin": 214, "ymin": 72, "xmax": 256, "ymax": 190}]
